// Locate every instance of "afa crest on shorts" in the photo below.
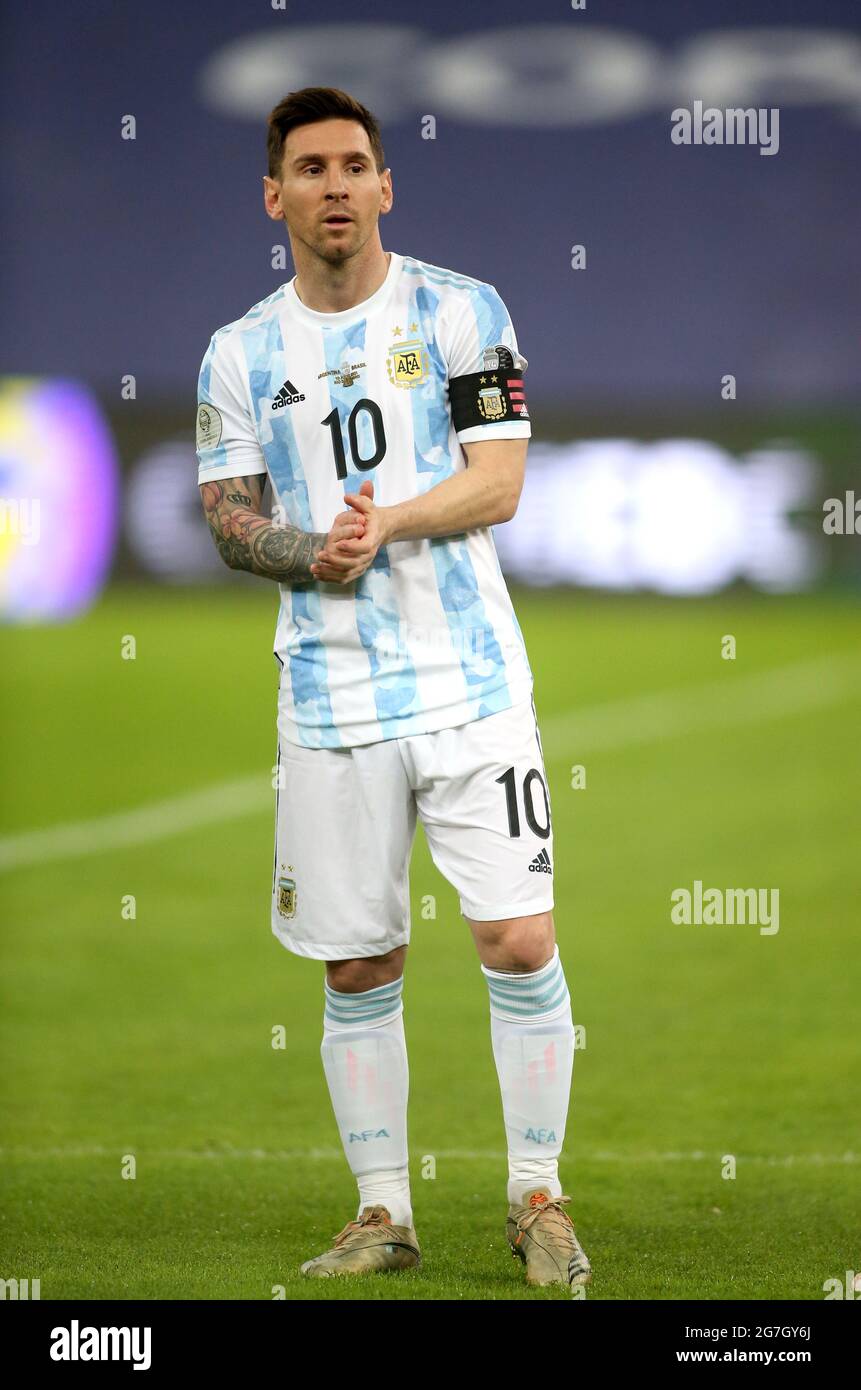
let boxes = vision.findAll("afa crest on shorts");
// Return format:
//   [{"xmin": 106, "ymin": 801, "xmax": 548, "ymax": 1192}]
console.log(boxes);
[
  {"xmin": 386, "ymin": 339, "xmax": 429, "ymax": 389},
  {"xmin": 277, "ymin": 876, "xmax": 297, "ymax": 920}
]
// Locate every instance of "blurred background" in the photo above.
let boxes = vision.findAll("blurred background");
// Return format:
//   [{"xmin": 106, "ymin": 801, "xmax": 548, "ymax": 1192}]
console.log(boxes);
[
  {"xmin": 1, "ymin": 0, "xmax": 860, "ymax": 609},
  {"xmin": 1, "ymin": 0, "xmax": 859, "ymax": 1300}
]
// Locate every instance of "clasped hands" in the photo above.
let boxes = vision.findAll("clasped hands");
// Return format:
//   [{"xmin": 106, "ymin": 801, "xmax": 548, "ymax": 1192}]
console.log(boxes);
[{"xmin": 310, "ymin": 480, "xmax": 389, "ymax": 584}]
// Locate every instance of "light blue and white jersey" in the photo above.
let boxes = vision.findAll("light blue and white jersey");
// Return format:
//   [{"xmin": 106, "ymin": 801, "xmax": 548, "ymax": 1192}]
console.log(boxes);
[{"xmin": 195, "ymin": 251, "xmax": 533, "ymax": 748}]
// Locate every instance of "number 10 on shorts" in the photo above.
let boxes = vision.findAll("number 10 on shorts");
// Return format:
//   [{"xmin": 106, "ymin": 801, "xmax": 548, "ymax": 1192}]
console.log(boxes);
[{"xmin": 495, "ymin": 766, "xmax": 551, "ymax": 839}]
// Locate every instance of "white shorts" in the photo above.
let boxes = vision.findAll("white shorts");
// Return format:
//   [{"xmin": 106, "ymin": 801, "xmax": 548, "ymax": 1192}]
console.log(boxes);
[{"xmin": 270, "ymin": 696, "xmax": 554, "ymax": 960}]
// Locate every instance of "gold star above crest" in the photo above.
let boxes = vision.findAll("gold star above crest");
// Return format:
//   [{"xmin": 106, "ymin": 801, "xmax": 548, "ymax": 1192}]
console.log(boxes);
[
  {"xmin": 480, "ymin": 375, "xmax": 487, "ymax": 384},
  {"xmin": 491, "ymin": 374, "xmax": 498, "ymax": 382},
  {"xmin": 391, "ymin": 325, "xmax": 403, "ymax": 337},
  {"xmin": 410, "ymin": 322, "xmax": 419, "ymax": 333}
]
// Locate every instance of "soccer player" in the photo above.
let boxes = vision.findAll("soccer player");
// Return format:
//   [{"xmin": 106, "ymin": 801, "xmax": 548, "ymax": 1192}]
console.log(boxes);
[{"xmin": 196, "ymin": 86, "xmax": 590, "ymax": 1291}]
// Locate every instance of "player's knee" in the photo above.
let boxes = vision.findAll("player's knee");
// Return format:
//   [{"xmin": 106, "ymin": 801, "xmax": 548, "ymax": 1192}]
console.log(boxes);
[
  {"xmin": 477, "ymin": 913, "xmax": 556, "ymax": 972},
  {"xmin": 325, "ymin": 945, "xmax": 406, "ymax": 993}
]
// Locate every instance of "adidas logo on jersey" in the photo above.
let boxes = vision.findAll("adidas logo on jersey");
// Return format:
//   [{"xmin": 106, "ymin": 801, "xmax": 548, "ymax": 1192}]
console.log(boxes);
[
  {"xmin": 271, "ymin": 379, "xmax": 305, "ymax": 409},
  {"xmin": 528, "ymin": 848, "xmax": 552, "ymax": 874}
]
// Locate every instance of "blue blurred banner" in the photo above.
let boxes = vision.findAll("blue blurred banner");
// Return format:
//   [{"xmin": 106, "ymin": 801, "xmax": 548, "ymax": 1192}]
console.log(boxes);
[{"xmin": 3, "ymin": 0, "xmax": 860, "ymax": 406}]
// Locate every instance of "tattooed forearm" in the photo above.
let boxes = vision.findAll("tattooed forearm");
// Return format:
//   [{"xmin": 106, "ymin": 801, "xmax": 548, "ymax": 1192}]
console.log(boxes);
[
  {"xmin": 250, "ymin": 525, "xmax": 326, "ymax": 577},
  {"xmin": 200, "ymin": 476, "xmax": 326, "ymax": 583}
]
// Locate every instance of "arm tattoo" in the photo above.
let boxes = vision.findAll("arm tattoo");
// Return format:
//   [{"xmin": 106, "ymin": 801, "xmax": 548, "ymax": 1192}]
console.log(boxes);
[{"xmin": 200, "ymin": 476, "xmax": 327, "ymax": 583}]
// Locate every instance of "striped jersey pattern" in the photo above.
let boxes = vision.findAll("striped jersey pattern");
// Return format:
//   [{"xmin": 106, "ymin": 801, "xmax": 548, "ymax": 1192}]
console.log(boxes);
[{"xmin": 196, "ymin": 251, "xmax": 533, "ymax": 748}]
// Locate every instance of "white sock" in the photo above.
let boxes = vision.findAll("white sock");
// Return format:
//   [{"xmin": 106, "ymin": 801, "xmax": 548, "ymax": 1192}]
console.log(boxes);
[
  {"xmin": 481, "ymin": 945, "xmax": 575, "ymax": 1207},
  {"xmin": 320, "ymin": 975, "xmax": 413, "ymax": 1228}
]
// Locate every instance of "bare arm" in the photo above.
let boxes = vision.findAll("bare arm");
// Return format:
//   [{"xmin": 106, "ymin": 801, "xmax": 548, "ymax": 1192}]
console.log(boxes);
[
  {"xmin": 378, "ymin": 437, "xmax": 527, "ymax": 541},
  {"xmin": 311, "ymin": 438, "xmax": 527, "ymax": 582},
  {"xmin": 200, "ymin": 475, "xmax": 364, "ymax": 584}
]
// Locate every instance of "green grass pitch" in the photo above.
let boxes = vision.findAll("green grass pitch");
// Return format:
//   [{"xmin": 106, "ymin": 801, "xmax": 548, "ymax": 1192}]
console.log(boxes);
[{"xmin": 1, "ymin": 584, "xmax": 859, "ymax": 1300}]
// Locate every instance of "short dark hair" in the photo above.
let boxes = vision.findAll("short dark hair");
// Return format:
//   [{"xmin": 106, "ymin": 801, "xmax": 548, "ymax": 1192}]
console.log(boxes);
[{"xmin": 266, "ymin": 87, "xmax": 386, "ymax": 180}]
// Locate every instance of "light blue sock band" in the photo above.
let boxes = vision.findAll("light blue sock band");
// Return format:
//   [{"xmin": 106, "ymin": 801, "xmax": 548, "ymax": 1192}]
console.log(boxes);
[
  {"xmin": 324, "ymin": 975, "xmax": 404, "ymax": 1029},
  {"xmin": 481, "ymin": 945, "xmax": 570, "ymax": 1021}
]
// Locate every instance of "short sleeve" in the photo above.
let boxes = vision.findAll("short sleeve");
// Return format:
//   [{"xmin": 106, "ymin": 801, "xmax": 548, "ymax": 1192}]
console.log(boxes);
[
  {"xmin": 441, "ymin": 282, "xmax": 532, "ymax": 445},
  {"xmin": 195, "ymin": 334, "xmax": 268, "ymax": 484}
]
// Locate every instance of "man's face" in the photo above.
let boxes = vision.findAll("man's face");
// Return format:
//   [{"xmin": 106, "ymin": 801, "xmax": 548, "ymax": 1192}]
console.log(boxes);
[{"xmin": 265, "ymin": 118, "xmax": 392, "ymax": 263}]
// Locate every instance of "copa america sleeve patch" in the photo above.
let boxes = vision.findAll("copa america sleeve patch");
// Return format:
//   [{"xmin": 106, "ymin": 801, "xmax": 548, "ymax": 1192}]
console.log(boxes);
[
  {"xmin": 449, "ymin": 344, "xmax": 530, "ymax": 430},
  {"xmin": 196, "ymin": 402, "xmax": 223, "ymax": 450}
]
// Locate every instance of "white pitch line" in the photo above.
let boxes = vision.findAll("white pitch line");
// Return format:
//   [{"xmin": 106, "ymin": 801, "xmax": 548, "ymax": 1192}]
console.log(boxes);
[
  {"xmin": 539, "ymin": 651, "xmax": 860, "ymax": 758},
  {"xmin": 0, "ymin": 773, "xmax": 270, "ymax": 873},
  {"xmin": 0, "ymin": 1145, "xmax": 857, "ymax": 1165},
  {"xmin": 0, "ymin": 653, "xmax": 857, "ymax": 874}
]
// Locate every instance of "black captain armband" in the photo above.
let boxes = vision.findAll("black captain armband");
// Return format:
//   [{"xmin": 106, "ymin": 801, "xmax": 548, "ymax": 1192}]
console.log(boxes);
[{"xmin": 449, "ymin": 344, "xmax": 530, "ymax": 431}]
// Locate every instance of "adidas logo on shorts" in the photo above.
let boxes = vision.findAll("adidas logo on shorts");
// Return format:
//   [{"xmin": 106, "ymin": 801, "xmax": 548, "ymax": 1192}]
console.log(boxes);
[{"xmin": 528, "ymin": 848, "xmax": 552, "ymax": 874}]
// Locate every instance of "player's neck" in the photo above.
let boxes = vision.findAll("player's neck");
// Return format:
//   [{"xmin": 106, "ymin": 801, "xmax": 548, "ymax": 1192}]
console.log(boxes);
[{"xmin": 292, "ymin": 242, "xmax": 391, "ymax": 314}]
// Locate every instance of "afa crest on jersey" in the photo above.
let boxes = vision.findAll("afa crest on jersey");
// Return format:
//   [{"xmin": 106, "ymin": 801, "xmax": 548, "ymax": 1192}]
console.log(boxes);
[
  {"xmin": 387, "ymin": 338, "xmax": 429, "ymax": 389},
  {"xmin": 277, "ymin": 876, "xmax": 297, "ymax": 920}
]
